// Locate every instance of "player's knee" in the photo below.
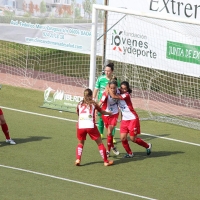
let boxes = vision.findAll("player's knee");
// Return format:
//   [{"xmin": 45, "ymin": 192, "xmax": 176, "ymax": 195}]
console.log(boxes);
[
  {"xmin": 1, "ymin": 119, "xmax": 6, "ymax": 124},
  {"xmin": 132, "ymin": 137, "xmax": 137, "ymax": 142},
  {"xmin": 120, "ymin": 137, "xmax": 126, "ymax": 141},
  {"xmin": 107, "ymin": 132, "xmax": 112, "ymax": 136}
]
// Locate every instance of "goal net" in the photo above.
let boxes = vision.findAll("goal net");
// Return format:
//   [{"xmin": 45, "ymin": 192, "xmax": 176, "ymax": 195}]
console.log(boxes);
[
  {"xmin": 0, "ymin": 40, "xmax": 103, "ymax": 112},
  {"xmin": 90, "ymin": 5, "xmax": 200, "ymax": 130}
]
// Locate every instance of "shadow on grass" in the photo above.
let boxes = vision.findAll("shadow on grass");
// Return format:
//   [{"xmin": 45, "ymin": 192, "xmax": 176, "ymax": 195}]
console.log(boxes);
[
  {"xmin": 105, "ymin": 133, "xmax": 171, "ymax": 145},
  {"xmin": 77, "ymin": 150, "xmax": 184, "ymax": 166},
  {"xmin": 79, "ymin": 161, "xmax": 105, "ymax": 167},
  {"xmin": 112, "ymin": 150, "xmax": 184, "ymax": 165},
  {"xmin": 0, "ymin": 136, "xmax": 51, "ymax": 147}
]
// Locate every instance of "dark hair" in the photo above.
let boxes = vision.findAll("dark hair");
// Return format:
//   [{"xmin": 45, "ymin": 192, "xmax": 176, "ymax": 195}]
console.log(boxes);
[
  {"xmin": 121, "ymin": 81, "xmax": 132, "ymax": 94},
  {"xmin": 106, "ymin": 63, "xmax": 114, "ymax": 71},
  {"xmin": 108, "ymin": 80, "xmax": 118, "ymax": 87}
]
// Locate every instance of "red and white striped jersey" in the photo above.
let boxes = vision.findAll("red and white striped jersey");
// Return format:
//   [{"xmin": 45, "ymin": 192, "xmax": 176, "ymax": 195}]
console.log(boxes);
[{"xmin": 118, "ymin": 92, "xmax": 138, "ymax": 120}]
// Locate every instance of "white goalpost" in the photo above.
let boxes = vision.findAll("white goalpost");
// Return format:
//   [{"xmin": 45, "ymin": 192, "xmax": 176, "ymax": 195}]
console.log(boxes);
[{"xmin": 90, "ymin": 4, "xmax": 200, "ymax": 130}]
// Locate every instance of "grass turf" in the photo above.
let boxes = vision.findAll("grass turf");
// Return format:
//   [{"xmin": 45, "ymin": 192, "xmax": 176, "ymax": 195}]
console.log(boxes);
[{"xmin": 0, "ymin": 84, "xmax": 200, "ymax": 200}]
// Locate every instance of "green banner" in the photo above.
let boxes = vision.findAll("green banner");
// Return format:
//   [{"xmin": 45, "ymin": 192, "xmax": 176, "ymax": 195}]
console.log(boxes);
[
  {"xmin": 166, "ymin": 41, "xmax": 200, "ymax": 65},
  {"xmin": 40, "ymin": 87, "xmax": 83, "ymax": 113},
  {"xmin": 41, "ymin": 99, "xmax": 78, "ymax": 113}
]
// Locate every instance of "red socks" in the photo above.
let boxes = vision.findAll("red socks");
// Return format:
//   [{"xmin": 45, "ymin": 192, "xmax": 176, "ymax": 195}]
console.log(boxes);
[
  {"xmin": 1, "ymin": 123, "xmax": 10, "ymax": 140},
  {"xmin": 98, "ymin": 143, "xmax": 108, "ymax": 162},
  {"xmin": 122, "ymin": 139, "xmax": 132, "ymax": 154},
  {"xmin": 76, "ymin": 143, "xmax": 108, "ymax": 163},
  {"xmin": 135, "ymin": 138, "xmax": 149, "ymax": 148},
  {"xmin": 76, "ymin": 144, "xmax": 83, "ymax": 160},
  {"xmin": 107, "ymin": 135, "xmax": 114, "ymax": 151}
]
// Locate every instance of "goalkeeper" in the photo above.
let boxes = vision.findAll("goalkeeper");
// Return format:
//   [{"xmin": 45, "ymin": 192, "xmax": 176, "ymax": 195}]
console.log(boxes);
[{"xmin": 93, "ymin": 63, "xmax": 120, "ymax": 143}]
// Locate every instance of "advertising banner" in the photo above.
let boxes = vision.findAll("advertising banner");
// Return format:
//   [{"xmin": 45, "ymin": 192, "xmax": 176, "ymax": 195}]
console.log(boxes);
[
  {"xmin": 41, "ymin": 87, "xmax": 83, "ymax": 112},
  {"xmin": 0, "ymin": 0, "xmax": 103, "ymax": 54},
  {"xmin": 109, "ymin": 0, "xmax": 200, "ymax": 21},
  {"xmin": 106, "ymin": 1, "xmax": 200, "ymax": 77}
]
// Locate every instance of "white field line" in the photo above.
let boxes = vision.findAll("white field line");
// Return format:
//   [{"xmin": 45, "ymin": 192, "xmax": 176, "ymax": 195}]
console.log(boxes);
[
  {"xmin": 0, "ymin": 164, "xmax": 157, "ymax": 200},
  {"xmin": 141, "ymin": 133, "xmax": 200, "ymax": 147},
  {"xmin": 1, "ymin": 106, "xmax": 200, "ymax": 147}
]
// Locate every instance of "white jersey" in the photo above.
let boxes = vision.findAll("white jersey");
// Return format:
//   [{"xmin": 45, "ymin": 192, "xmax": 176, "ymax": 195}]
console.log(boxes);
[
  {"xmin": 77, "ymin": 103, "xmax": 101, "ymax": 129},
  {"xmin": 100, "ymin": 88, "xmax": 120, "ymax": 115},
  {"xmin": 118, "ymin": 93, "xmax": 138, "ymax": 120}
]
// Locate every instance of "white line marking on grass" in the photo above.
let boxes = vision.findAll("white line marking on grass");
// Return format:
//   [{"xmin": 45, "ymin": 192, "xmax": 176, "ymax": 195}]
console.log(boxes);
[
  {"xmin": 141, "ymin": 133, "xmax": 200, "ymax": 147},
  {"xmin": 0, "ymin": 106, "xmax": 77, "ymax": 122},
  {"xmin": 0, "ymin": 164, "xmax": 157, "ymax": 200},
  {"xmin": 1, "ymin": 106, "xmax": 200, "ymax": 147}
]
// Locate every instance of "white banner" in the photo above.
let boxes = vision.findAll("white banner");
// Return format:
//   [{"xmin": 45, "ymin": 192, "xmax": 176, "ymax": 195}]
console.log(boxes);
[
  {"xmin": 109, "ymin": 0, "xmax": 200, "ymax": 21},
  {"xmin": 105, "ymin": 2, "xmax": 200, "ymax": 77},
  {"xmin": 0, "ymin": 0, "xmax": 103, "ymax": 54}
]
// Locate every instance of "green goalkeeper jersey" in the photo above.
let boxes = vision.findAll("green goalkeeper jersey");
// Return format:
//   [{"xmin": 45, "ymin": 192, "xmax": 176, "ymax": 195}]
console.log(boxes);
[{"xmin": 95, "ymin": 75, "xmax": 120, "ymax": 101}]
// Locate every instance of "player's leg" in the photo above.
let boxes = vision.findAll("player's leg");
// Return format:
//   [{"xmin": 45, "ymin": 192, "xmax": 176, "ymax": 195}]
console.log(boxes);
[
  {"xmin": 90, "ymin": 126, "xmax": 113, "ymax": 166},
  {"xmin": 129, "ymin": 118, "xmax": 152, "ymax": 155},
  {"xmin": 102, "ymin": 115, "xmax": 113, "ymax": 155},
  {"xmin": 131, "ymin": 135, "xmax": 152, "ymax": 155},
  {"xmin": 107, "ymin": 125, "xmax": 119, "ymax": 156},
  {"xmin": 97, "ymin": 112, "xmax": 104, "ymax": 137},
  {"xmin": 121, "ymin": 133, "xmax": 134, "ymax": 158},
  {"xmin": 112, "ymin": 127, "xmax": 116, "ymax": 144},
  {"xmin": 75, "ymin": 128, "xmax": 86, "ymax": 166},
  {"xmin": 106, "ymin": 125, "xmax": 113, "ymax": 157},
  {"xmin": 95, "ymin": 137, "xmax": 113, "ymax": 166},
  {"xmin": 120, "ymin": 120, "xmax": 134, "ymax": 158},
  {"xmin": 0, "ymin": 109, "xmax": 16, "ymax": 145},
  {"xmin": 104, "ymin": 114, "xmax": 119, "ymax": 156},
  {"xmin": 112, "ymin": 112, "xmax": 121, "ymax": 144},
  {"xmin": 75, "ymin": 140, "xmax": 85, "ymax": 166}
]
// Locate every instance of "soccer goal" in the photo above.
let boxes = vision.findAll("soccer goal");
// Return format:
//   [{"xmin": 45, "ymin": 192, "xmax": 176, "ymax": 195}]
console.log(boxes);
[{"xmin": 90, "ymin": 4, "xmax": 200, "ymax": 130}]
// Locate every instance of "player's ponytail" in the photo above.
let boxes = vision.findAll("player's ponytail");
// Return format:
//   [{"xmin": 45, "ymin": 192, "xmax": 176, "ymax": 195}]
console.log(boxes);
[
  {"xmin": 82, "ymin": 88, "xmax": 95, "ymax": 106},
  {"xmin": 108, "ymin": 79, "xmax": 118, "ymax": 87},
  {"xmin": 110, "ymin": 75, "xmax": 117, "ymax": 81}
]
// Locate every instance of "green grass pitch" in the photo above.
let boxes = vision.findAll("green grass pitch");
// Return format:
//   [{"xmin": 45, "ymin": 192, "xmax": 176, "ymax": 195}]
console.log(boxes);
[{"xmin": 0, "ymin": 85, "xmax": 200, "ymax": 200}]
